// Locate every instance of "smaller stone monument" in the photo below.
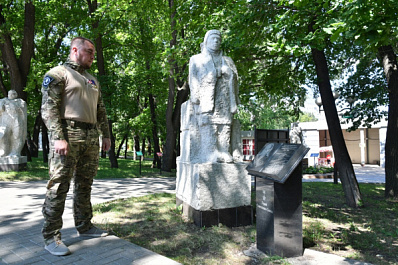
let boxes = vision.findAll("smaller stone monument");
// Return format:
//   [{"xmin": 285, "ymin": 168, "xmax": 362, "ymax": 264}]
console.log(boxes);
[
  {"xmin": 289, "ymin": 122, "xmax": 302, "ymax": 144},
  {"xmin": 246, "ymin": 143, "xmax": 309, "ymax": 258},
  {"xmin": 176, "ymin": 30, "xmax": 252, "ymax": 227},
  {"xmin": 0, "ymin": 90, "xmax": 27, "ymax": 171}
]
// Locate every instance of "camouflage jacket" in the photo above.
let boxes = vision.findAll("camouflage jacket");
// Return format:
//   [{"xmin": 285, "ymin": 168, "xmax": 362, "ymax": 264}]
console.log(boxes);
[{"xmin": 41, "ymin": 59, "xmax": 110, "ymax": 140}]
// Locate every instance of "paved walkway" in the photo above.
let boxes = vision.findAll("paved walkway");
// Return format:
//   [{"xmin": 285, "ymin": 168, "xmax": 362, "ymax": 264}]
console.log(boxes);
[
  {"xmin": 0, "ymin": 165, "xmax": 384, "ymax": 264},
  {"xmin": 0, "ymin": 178, "xmax": 180, "ymax": 265},
  {"xmin": 303, "ymin": 164, "xmax": 385, "ymax": 183}
]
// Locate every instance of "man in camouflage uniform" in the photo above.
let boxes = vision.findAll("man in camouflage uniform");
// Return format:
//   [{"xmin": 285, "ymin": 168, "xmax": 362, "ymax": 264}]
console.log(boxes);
[{"xmin": 41, "ymin": 37, "xmax": 111, "ymax": 256}]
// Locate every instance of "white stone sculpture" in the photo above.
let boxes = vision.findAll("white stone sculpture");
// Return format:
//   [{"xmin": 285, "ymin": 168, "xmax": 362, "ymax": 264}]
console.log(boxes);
[
  {"xmin": 180, "ymin": 29, "xmax": 242, "ymax": 164},
  {"xmin": 176, "ymin": 30, "xmax": 251, "ymax": 219},
  {"xmin": 0, "ymin": 90, "xmax": 27, "ymax": 157},
  {"xmin": 290, "ymin": 122, "xmax": 302, "ymax": 144}
]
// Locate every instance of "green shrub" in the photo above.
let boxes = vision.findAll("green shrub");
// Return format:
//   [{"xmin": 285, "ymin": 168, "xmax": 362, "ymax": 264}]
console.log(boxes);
[{"xmin": 304, "ymin": 166, "xmax": 334, "ymax": 174}]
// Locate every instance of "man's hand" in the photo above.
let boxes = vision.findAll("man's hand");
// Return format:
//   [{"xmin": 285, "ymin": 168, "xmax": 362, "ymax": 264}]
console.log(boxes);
[
  {"xmin": 54, "ymin": 140, "xmax": 69, "ymax": 156},
  {"xmin": 102, "ymin": 138, "xmax": 111, "ymax": 151}
]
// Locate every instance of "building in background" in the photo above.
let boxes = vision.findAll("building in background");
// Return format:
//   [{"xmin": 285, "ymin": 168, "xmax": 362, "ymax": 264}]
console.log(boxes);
[
  {"xmin": 297, "ymin": 119, "xmax": 386, "ymax": 168},
  {"xmin": 241, "ymin": 117, "xmax": 387, "ymax": 168}
]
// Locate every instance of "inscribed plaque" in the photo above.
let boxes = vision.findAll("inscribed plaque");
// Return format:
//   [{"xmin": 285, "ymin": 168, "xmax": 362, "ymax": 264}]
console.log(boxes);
[{"xmin": 246, "ymin": 143, "xmax": 309, "ymax": 183}]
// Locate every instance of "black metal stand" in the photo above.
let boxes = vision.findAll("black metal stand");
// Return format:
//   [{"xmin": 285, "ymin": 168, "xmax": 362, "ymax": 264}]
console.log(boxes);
[{"xmin": 136, "ymin": 151, "xmax": 143, "ymax": 175}]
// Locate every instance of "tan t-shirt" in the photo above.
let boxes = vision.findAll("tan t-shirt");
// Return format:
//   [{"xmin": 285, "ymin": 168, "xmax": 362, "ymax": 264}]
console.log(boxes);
[
  {"xmin": 61, "ymin": 67, "xmax": 99, "ymax": 124},
  {"xmin": 41, "ymin": 60, "xmax": 110, "ymax": 140}
]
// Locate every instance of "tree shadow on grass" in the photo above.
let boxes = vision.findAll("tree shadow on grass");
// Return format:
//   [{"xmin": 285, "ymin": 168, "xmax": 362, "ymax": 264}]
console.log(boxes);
[
  {"xmin": 302, "ymin": 182, "xmax": 398, "ymax": 265},
  {"xmin": 92, "ymin": 193, "xmax": 257, "ymax": 264}
]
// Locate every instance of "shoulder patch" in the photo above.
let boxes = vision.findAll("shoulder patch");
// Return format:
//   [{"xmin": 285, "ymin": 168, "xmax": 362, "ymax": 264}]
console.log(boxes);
[{"xmin": 42, "ymin": 75, "xmax": 54, "ymax": 88}]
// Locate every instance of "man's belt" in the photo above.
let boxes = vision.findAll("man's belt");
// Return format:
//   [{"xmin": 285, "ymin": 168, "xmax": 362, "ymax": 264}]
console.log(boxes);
[{"xmin": 61, "ymin": 119, "xmax": 96, "ymax": 130}]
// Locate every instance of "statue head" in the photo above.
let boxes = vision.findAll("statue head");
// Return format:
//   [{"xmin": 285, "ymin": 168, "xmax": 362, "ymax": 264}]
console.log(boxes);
[
  {"xmin": 203, "ymin": 30, "xmax": 222, "ymax": 53},
  {"xmin": 8, "ymin": 90, "xmax": 18, "ymax": 100}
]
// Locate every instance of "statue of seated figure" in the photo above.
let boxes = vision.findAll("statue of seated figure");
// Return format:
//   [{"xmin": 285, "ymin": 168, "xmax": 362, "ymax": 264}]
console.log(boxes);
[{"xmin": 0, "ymin": 90, "xmax": 27, "ymax": 157}]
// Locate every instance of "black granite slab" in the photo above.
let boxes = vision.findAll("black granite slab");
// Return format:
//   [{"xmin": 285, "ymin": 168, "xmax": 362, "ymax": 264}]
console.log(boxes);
[
  {"xmin": 246, "ymin": 143, "xmax": 309, "ymax": 183},
  {"xmin": 176, "ymin": 198, "xmax": 253, "ymax": 228},
  {"xmin": 256, "ymin": 163, "xmax": 303, "ymax": 257}
]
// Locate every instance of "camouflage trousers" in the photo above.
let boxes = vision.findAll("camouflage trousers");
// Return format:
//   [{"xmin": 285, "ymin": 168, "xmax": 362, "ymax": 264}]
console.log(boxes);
[{"xmin": 42, "ymin": 125, "xmax": 100, "ymax": 245}]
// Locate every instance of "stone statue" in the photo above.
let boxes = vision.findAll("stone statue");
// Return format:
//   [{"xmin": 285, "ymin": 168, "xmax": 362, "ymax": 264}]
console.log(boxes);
[
  {"xmin": 290, "ymin": 122, "xmax": 302, "ymax": 144},
  {"xmin": 184, "ymin": 29, "xmax": 242, "ymax": 163},
  {"xmin": 176, "ymin": 30, "xmax": 251, "ymax": 226},
  {"xmin": 0, "ymin": 90, "xmax": 27, "ymax": 157}
]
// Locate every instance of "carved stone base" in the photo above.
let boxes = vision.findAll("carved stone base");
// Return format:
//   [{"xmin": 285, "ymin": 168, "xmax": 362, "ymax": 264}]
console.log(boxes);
[
  {"xmin": 0, "ymin": 156, "xmax": 27, "ymax": 172},
  {"xmin": 176, "ymin": 158, "xmax": 252, "ymax": 227},
  {"xmin": 176, "ymin": 159, "xmax": 251, "ymax": 210}
]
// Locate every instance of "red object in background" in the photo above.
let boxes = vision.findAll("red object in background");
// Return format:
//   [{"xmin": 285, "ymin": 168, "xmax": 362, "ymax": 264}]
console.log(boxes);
[{"xmin": 243, "ymin": 139, "xmax": 255, "ymax": 156}]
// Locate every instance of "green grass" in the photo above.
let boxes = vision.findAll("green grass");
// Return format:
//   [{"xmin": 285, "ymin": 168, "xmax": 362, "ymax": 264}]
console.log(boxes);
[
  {"xmin": 93, "ymin": 193, "xmax": 262, "ymax": 264},
  {"xmin": 302, "ymin": 183, "xmax": 398, "ymax": 265},
  {"xmin": 1, "ymin": 157, "xmax": 397, "ymax": 264},
  {"xmin": 96, "ymin": 157, "xmax": 176, "ymax": 179},
  {"xmin": 0, "ymin": 155, "xmax": 49, "ymax": 181},
  {"xmin": 92, "ymin": 183, "xmax": 397, "ymax": 265},
  {"xmin": 0, "ymin": 154, "xmax": 175, "ymax": 181}
]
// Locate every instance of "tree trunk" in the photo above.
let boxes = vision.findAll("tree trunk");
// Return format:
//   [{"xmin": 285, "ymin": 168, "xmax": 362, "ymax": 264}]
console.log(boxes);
[
  {"xmin": 21, "ymin": 142, "xmax": 31, "ymax": 162},
  {"xmin": 124, "ymin": 136, "xmax": 128, "ymax": 159},
  {"xmin": 26, "ymin": 132, "xmax": 36, "ymax": 158},
  {"xmin": 0, "ymin": 2, "xmax": 34, "ymax": 101},
  {"xmin": 149, "ymin": 93, "xmax": 161, "ymax": 168},
  {"xmin": 30, "ymin": 113, "xmax": 42, "ymax": 157},
  {"xmin": 147, "ymin": 137, "xmax": 152, "ymax": 156},
  {"xmin": 163, "ymin": 0, "xmax": 177, "ymax": 172},
  {"xmin": 42, "ymin": 124, "xmax": 49, "ymax": 163},
  {"xmin": 0, "ymin": 65, "xmax": 7, "ymax": 97},
  {"xmin": 141, "ymin": 138, "xmax": 146, "ymax": 157},
  {"xmin": 164, "ymin": 87, "xmax": 177, "ymax": 171},
  {"xmin": 134, "ymin": 135, "xmax": 140, "ymax": 154},
  {"xmin": 117, "ymin": 134, "xmax": 127, "ymax": 158},
  {"xmin": 107, "ymin": 119, "xmax": 118, "ymax": 168},
  {"xmin": 87, "ymin": 0, "xmax": 118, "ymax": 167},
  {"xmin": 378, "ymin": 45, "xmax": 398, "ymax": 199},
  {"xmin": 163, "ymin": 0, "xmax": 190, "ymax": 171},
  {"xmin": 311, "ymin": 47, "xmax": 362, "ymax": 208}
]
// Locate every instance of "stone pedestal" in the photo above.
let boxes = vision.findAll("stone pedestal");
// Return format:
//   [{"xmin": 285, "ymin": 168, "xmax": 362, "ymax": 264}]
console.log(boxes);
[
  {"xmin": 0, "ymin": 156, "xmax": 27, "ymax": 171},
  {"xmin": 176, "ymin": 158, "xmax": 252, "ymax": 227},
  {"xmin": 256, "ymin": 163, "xmax": 303, "ymax": 257}
]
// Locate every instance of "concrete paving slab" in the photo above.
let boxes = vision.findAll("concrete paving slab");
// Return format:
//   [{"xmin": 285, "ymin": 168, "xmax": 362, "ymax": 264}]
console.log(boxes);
[
  {"xmin": 287, "ymin": 249, "xmax": 373, "ymax": 265},
  {"xmin": 244, "ymin": 244, "xmax": 372, "ymax": 265},
  {"xmin": 0, "ymin": 177, "xmax": 180, "ymax": 265}
]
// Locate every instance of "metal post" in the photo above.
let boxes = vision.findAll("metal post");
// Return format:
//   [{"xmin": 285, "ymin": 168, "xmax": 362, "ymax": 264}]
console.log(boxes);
[{"xmin": 136, "ymin": 151, "xmax": 143, "ymax": 175}]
